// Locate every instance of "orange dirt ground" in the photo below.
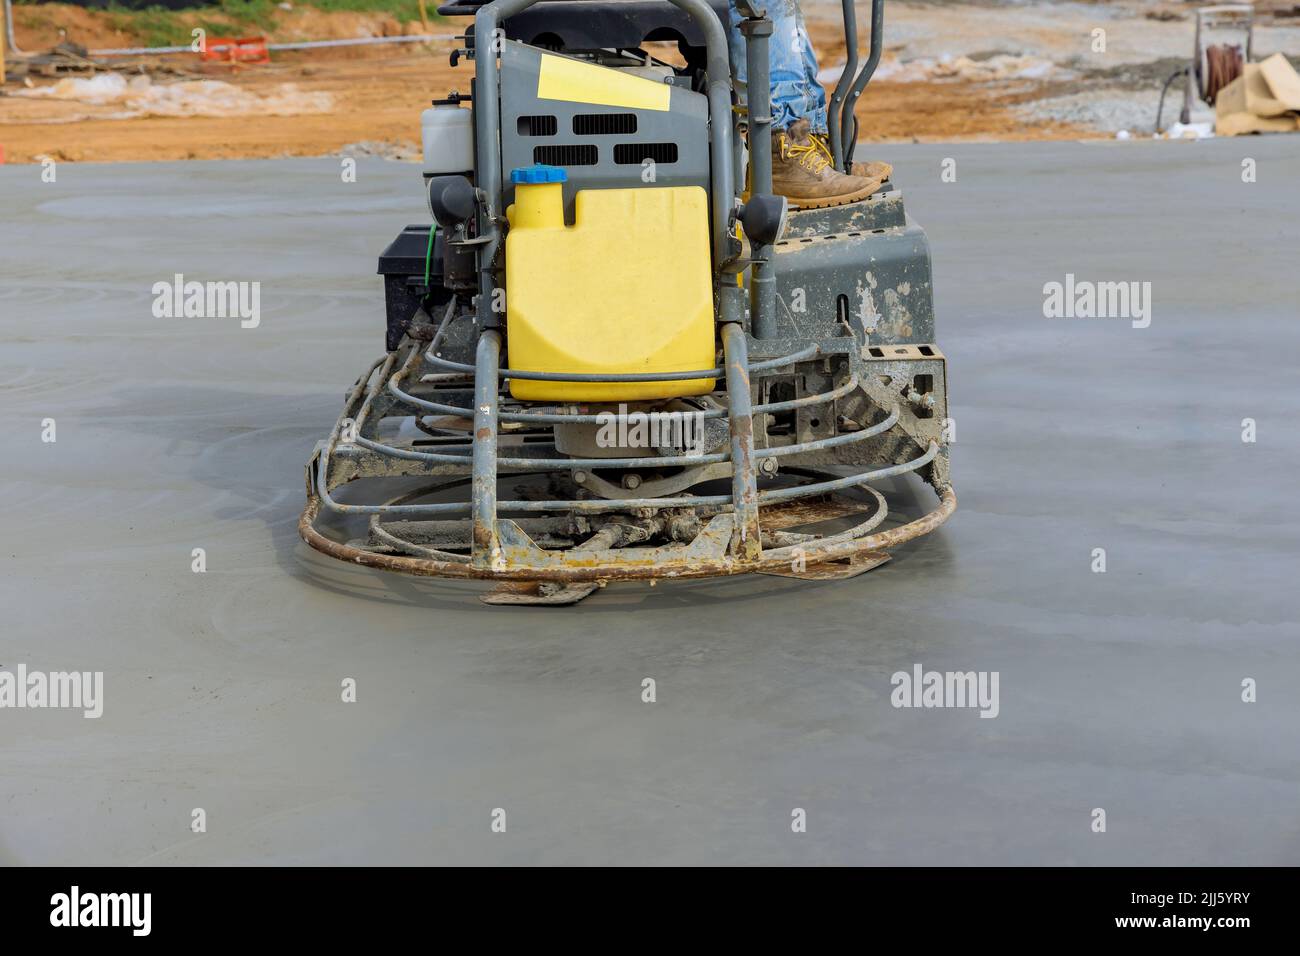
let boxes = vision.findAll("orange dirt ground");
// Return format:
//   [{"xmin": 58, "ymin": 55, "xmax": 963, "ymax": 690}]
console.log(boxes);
[{"xmin": 0, "ymin": 5, "xmax": 1093, "ymax": 164}]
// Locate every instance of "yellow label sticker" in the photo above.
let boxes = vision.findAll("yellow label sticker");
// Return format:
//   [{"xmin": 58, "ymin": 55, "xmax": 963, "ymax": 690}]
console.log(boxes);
[{"xmin": 537, "ymin": 54, "xmax": 671, "ymax": 112}]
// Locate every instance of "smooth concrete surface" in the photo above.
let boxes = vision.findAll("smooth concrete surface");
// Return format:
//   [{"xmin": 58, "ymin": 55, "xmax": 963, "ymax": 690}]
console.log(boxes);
[{"xmin": 2, "ymin": 138, "xmax": 1297, "ymax": 865}]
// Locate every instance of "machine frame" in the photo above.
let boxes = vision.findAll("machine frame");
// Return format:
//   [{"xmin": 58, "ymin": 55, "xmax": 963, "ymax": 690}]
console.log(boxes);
[{"xmin": 300, "ymin": 0, "xmax": 956, "ymax": 602}]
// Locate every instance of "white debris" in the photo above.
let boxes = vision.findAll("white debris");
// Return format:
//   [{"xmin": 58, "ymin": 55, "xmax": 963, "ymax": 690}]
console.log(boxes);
[
  {"xmin": 13, "ymin": 73, "xmax": 333, "ymax": 119},
  {"xmin": 1159, "ymin": 121, "xmax": 1215, "ymax": 140}
]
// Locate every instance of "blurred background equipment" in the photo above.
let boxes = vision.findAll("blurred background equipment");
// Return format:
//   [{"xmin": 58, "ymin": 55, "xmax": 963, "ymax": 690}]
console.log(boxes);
[{"xmin": 1156, "ymin": 3, "xmax": 1253, "ymax": 132}]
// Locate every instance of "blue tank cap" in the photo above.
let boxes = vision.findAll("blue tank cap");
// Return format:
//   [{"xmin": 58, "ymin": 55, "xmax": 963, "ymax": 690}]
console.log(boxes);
[{"xmin": 510, "ymin": 164, "xmax": 567, "ymax": 184}]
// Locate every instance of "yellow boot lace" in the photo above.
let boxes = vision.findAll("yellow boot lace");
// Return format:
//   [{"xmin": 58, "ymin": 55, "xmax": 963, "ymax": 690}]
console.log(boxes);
[
  {"xmin": 780, "ymin": 133, "xmax": 834, "ymax": 174},
  {"xmin": 811, "ymin": 134, "xmax": 838, "ymax": 166}
]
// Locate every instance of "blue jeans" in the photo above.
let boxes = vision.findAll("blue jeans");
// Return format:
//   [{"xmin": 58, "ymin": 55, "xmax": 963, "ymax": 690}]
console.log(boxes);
[{"xmin": 727, "ymin": 0, "xmax": 828, "ymax": 134}]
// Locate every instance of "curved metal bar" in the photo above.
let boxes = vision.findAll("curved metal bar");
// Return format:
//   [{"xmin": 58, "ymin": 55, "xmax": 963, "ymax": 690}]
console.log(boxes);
[
  {"xmin": 366, "ymin": 481, "xmax": 476, "ymax": 563},
  {"xmin": 313, "ymin": 435, "xmax": 933, "ymax": 517},
  {"xmin": 390, "ymin": 367, "xmax": 859, "ymax": 425},
  {"xmin": 841, "ymin": 0, "xmax": 885, "ymax": 170},
  {"xmin": 422, "ymin": 343, "xmax": 819, "ymax": 382},
  {"xmin": 759, "ymin": 441, "xmax": 936, "ymax": 504},
  {"xmin": 374, "ymin": 475, "xmax": 890, "ymax": 558},
  {"xmin": 754, "ymin": 406, "xmax": 899, "ymax": 459},
  {"xmin": 764, "ymin": 484, "xmax": 888, "ymax": 548},
  {"xmin": 827, "ymin": 0, "xmax": 860, "ymax": 170},
  {"xmin": 353, "ymin": 434, "xmax": 472, "ymax": 465},
  {"xmin": 424, "ymin": 298, "xmax": 461, "ymax": 355},
  {"xmin": 507, "ymin": 448, "xmax": 726, "ymax": 469},
  {"xmin": 368, "ymin": 520, "xmax": 471, "ymax": 561},
  {"xmin": 300, "ymin": 483, "xmax": 956, "ymax": 582},
  {"xmin": 349, "ymin": 350, "xmax": 403, "ymax": 434},
  {"xmin": 345, "ymin": 404, "xmax": 899, "ymax": 471}
]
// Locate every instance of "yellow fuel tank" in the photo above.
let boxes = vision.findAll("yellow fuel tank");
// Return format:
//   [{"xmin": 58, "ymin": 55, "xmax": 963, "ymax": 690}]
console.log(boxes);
[{"xmin": 504, "ymin": 175, "xmax": 715, "ymax": 402}]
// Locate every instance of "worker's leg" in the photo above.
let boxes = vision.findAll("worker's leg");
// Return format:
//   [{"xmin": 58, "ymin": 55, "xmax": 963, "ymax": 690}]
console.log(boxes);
[
  {"xmin": 727, "ymin": 0, "xmax": 883, "ymax": 208},
  {"xmin": 727, "ymin": 0, "xmax": 827, "ymax": 133}
]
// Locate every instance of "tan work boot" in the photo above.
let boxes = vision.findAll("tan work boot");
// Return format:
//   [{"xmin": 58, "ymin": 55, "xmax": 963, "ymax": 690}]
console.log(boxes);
[
  {"xmin": 852, "ymin": 160, "xmax": 893, "ymax": 182},
  {"xmin": 771, "ymin": 119, "xmax": 884, "ymax": 209}
]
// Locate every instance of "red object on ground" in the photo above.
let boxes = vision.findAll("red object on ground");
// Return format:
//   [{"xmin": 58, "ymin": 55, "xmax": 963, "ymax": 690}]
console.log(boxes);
[{"xmin": 200, "ymin": 37, "xmax": 271, "ymax": 66}]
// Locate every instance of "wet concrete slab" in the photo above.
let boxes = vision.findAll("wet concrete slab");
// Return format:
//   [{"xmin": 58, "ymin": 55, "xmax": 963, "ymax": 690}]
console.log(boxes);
[{"xmin": 1, "ymin": 138, "xmax": 1297, "ymax": 865}]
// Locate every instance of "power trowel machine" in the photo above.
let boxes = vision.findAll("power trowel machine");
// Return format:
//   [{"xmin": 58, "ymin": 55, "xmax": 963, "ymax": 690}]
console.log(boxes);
[{"xmin": 300, "ymin": 0, "xmax": 955, "ymax": 604}]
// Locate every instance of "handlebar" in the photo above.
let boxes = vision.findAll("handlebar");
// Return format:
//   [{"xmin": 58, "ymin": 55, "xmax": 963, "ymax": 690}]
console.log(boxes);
[{"xmin": 828, "ymin": 0, "xmax": 884, "ymax": 171}]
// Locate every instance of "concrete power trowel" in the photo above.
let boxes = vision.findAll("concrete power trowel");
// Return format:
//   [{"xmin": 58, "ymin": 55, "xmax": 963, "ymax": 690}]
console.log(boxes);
[{"xmin": 299, "ymin": 0, "xmax": 956, "ymax": 605}]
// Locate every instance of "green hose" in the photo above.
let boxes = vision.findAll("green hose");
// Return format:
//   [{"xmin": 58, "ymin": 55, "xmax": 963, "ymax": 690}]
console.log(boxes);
[{"xmin": 423, "ymin": 220, "xmax": 438, "ymax": 295}]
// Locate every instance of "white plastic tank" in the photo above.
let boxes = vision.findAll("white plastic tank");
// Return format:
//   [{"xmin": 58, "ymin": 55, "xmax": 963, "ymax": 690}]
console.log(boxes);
[{"xmin": 422, "ymin": 98, "xmax": 475, "ymax": 177}]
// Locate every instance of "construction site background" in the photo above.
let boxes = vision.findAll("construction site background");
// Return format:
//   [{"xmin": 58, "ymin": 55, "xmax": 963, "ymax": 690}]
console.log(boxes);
[{"xmin": 2, "ymin": 0, "xmax": 1299, "ymax": 162}]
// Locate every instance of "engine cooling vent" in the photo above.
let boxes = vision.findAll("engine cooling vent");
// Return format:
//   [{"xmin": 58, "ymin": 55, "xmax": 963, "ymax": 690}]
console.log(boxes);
[
  {"xmin": 533, "ymin": 144, "xmax": 599, "ymax": 166},
  {"xmin": 517, "ymin": 115, "xmax": 558, "ymax": 136},
  {"xmin": 613, "ymin": 142, "xmax": 679, "ymax": 165},
  {"xmin": 573, "ymin": 113, "xmax": 638, "ymax": 135}
]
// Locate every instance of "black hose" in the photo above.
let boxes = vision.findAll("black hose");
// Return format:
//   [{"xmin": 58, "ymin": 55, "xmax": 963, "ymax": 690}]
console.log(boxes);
[{"xmin": 1155, "ymin": 67, "xmax": 1189, "ymax": 135}]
